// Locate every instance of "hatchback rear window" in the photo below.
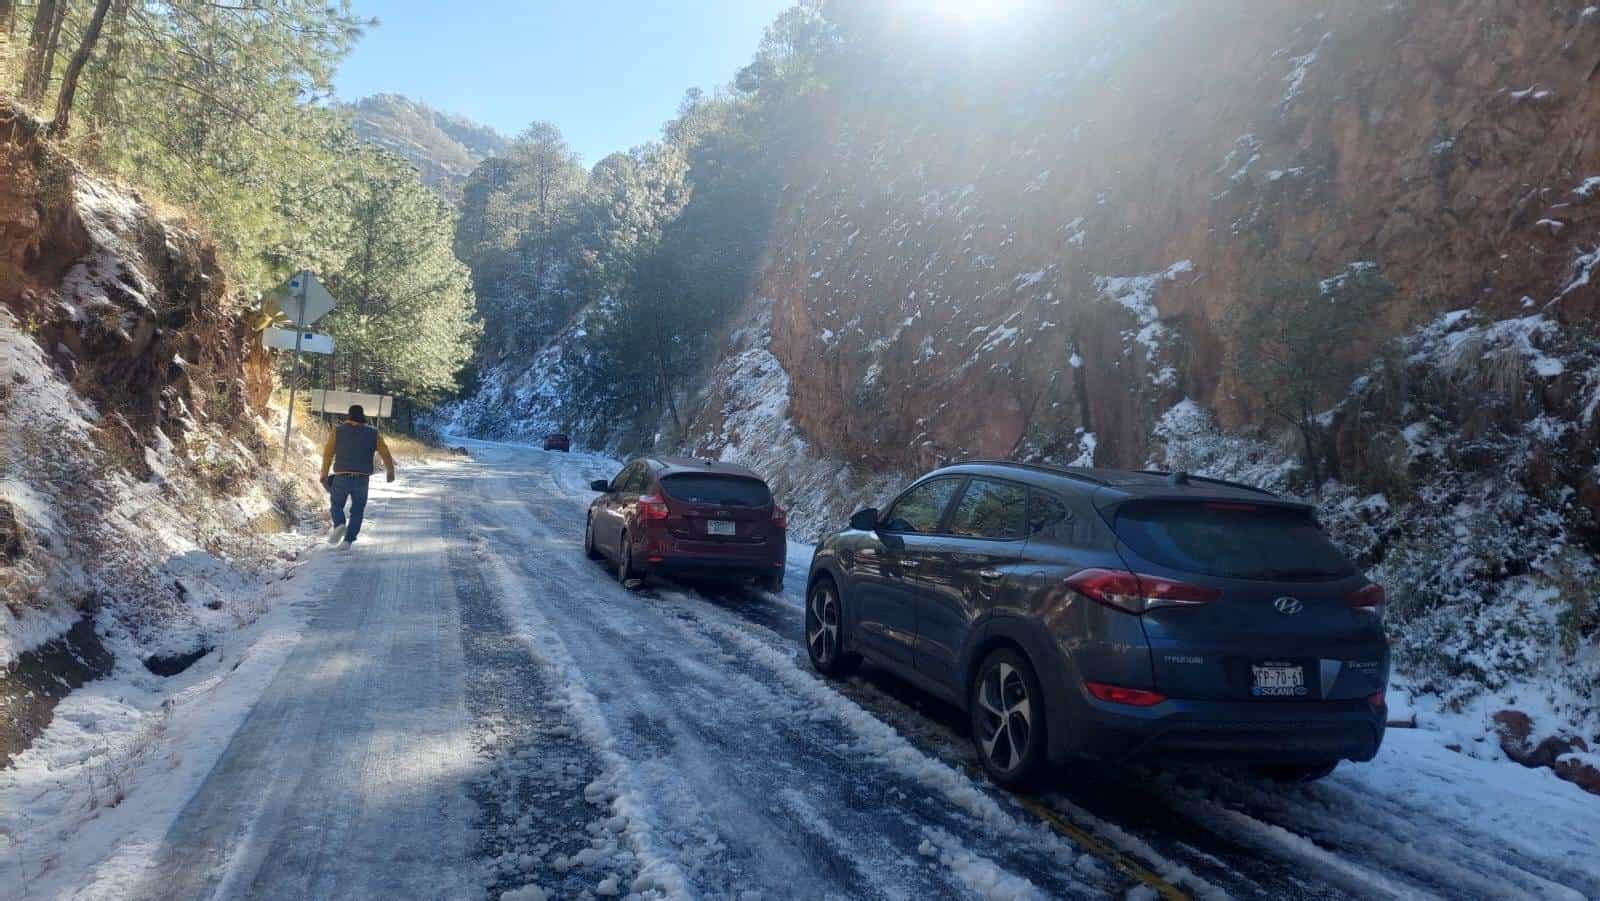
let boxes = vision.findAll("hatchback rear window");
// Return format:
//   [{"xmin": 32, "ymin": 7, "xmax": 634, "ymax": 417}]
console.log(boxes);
[
  {"xmin": 660, "ymin": 474, "xmax": 771, "ymax": 507},
  {"xmin": 1113, "ymin": 501, "xmax": 1355, "ymax": 582}
]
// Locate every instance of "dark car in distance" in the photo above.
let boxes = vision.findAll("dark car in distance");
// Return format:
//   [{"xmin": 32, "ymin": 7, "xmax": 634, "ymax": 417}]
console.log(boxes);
[
  {"xmin": 543, "ymin": 433, "xmax": 572, "ymax": 452},
  {"xmin": 804, "ymin": 462, "xmax": 1389, "ymax": 788},
  {"xmin": 586, "ymin": 457, "xmax": 787, "ymax": 592}
]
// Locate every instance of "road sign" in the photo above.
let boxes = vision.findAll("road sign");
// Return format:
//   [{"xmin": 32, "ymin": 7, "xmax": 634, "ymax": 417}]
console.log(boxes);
[
  {"xmin": 285, "ymin": 271, "xmax": 336, "ymax": 326},
  {"xmin": 310, "ymin": 389, "xmax": 394, "ymax": 419},
  {"xmin": 263, "ymin": 327, "xmax": 334, "ymax": 354}
]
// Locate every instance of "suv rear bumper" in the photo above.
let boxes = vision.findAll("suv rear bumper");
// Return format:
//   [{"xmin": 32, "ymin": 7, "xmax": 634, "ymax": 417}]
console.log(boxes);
[{"xmin": 1053, "ymin": 690, "xmax": 1385, "ymax": 764}]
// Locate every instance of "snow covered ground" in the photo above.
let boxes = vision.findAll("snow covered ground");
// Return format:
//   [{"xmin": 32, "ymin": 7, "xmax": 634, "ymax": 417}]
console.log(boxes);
[{"xmin": 3, "ymin": 441, "xmax": 1598, "ymax": 900}]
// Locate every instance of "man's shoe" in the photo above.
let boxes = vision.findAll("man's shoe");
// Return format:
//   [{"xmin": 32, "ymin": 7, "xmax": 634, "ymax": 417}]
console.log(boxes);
[
  {"xmin": 327, "ymin": 525, "xmax": 346, "ymax": 545},
  {"xmin": 337, "ymin": 540, "xmax": 355, "ymax": 552}
]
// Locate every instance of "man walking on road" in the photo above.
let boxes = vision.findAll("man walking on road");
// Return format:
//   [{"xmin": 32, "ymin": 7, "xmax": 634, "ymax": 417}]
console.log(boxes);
[{"xmin": 320, "ymin": 405, "xmax": 396, "ymax": 550}]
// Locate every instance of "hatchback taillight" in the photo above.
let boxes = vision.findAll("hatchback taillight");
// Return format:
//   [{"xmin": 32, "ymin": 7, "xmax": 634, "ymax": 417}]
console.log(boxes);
[
  {"xmin": 1064, "ymin": 568, "xmax": 1220, "ymax": 615},
  {"xmin": 772, "ymin": 505, "xmax": 787, "ymax": 530},
  {"xmin": 1349, "ymin": 582, "xmax": 1386, "ymax": 617},
  {"xmin": 638, "ymin": 495, "xmax": 670, "ymax": 521}
]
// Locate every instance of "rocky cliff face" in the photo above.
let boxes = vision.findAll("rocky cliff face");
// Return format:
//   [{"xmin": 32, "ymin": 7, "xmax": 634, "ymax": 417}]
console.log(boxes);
[
  {"xmin": 762, "ymin": 1, "xmax": 1600, "ymax": 487},
  {"xmin": 343, "ymin": 94, "xmax": 508, "ymax": 201}
]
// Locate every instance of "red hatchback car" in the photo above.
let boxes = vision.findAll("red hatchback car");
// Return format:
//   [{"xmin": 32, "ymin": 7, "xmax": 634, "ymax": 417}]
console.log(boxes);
[
  {"xmin": 585, "ymin": 457, "xmax": 786, "ymax": 591},
  {"xmin": 543, "ymin": 433, "xmax": 571, "ymax": 452}
]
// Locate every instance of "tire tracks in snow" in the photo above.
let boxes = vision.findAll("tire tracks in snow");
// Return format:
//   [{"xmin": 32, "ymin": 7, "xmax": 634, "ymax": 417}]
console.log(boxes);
[
  {"xmin": 446, "ymin": 503, "xmax": 645, "ymax": 900},
  {"xmin": 445, "ymin": 485, "xmax": 692, "ymax": 899}
]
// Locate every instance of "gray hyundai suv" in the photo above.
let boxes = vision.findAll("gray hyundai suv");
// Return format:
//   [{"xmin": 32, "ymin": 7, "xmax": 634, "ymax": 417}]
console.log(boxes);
[{"xmin": 803, "ymin": 462, "xmax": 1388, "ymax": 788}]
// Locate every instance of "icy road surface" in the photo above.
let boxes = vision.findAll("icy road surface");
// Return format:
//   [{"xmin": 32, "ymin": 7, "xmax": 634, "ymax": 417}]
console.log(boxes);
[{"xmin": 17, "ymin": 441, "xmax": 1598, "ymax": 900}]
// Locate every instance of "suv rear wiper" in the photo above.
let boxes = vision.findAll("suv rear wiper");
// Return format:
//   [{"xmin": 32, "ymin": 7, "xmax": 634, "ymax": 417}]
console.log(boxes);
[{"xmin": 1264, "ymin": 568, "xmax": 1344, "ymax": 581}]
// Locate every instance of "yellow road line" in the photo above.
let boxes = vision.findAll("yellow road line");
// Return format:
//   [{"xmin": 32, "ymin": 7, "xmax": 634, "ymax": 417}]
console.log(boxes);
[{"xmin": 1014, "ymin": 794, "xmax": 1191, "ymax": 901}]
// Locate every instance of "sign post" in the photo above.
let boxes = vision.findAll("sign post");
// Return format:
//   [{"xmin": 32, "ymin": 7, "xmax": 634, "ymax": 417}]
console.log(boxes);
[
  {"xmin": 275, "ymin": 271, "xmax": 338, "ymax": 463},
  {"xmin": 281, "ymin": 276, "xmax": 307, "ymax": 463}
]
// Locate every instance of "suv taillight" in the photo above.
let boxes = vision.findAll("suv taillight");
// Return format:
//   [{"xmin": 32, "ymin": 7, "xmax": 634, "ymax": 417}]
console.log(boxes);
[
  {"xmin": 1349, "ymin": 582, "xmax": 1386, "ymax": 617},
  {"xmin": 772, "ymin": 505, "xmax": 787, "ymax": 530},
  {"xmin": 638, "ymin": 495, "xmax": 670, "ymax": 521},
  {"xmin": 1085, "ymin": 682, "xmax": 1168, "ymax": 707},
  {"xmin": 1065, "ymin": 568, "xmax": 1220, "ymax": 615}
]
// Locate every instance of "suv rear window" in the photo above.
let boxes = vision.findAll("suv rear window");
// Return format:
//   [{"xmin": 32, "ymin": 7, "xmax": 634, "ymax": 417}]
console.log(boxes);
[
  {"xmin": 1113, "ymin": 501, "xmax": 1356, "ymax": 582},
  {"xmin": 660, "ymin": 474, "xmax": 771, "ymax": 507}
]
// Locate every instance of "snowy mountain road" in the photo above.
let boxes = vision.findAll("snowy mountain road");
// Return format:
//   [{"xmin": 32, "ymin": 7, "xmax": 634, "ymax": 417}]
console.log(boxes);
[{"xmin": 122, "ymin": 442, "xmax": 1600, "ymax": 900}]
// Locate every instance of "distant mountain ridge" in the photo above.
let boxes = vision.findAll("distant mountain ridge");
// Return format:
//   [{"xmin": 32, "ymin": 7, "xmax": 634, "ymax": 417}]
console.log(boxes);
[{"xmin": 342, "ymin": 94, "xmax": 508, "ymax": 201}]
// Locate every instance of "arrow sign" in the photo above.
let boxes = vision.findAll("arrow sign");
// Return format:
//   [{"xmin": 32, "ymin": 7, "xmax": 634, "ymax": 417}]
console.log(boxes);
[
  {"xmin": 285, "ymin": 271, "xmax": 336, "ymax": 326},
  {"xmin": 263, "ymin": 327, "xmax": 334, "ymax": 355}
]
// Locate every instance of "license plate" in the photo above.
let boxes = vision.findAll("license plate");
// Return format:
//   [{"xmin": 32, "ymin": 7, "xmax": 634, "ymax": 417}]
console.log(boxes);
[
  {"xmin": 1250, "ymin": 662, "xmax": 1307, "ymax": 697},
  {"xmin": 707, "ymin": 520, "xmax": 737, "ymax": 536}
]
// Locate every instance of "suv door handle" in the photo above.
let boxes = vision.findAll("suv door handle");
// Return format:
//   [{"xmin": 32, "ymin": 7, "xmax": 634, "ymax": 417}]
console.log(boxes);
[{"xmin": 978, "ymin": 569, "xmax": 1004, "ymax": 581}]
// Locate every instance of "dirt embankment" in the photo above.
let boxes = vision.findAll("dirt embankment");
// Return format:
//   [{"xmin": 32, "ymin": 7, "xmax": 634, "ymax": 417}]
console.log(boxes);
[
  {"xmin": 0, "ymin": 102, "xmax": 313, "ymax": 764},
  {"xmin": 0, "ymin": 105, "xmax": 270, "ymax": 448}
]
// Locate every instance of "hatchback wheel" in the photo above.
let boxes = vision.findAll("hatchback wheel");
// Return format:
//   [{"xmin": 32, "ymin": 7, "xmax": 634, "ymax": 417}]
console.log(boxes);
[
  {"xmin": 584, "ymin": 516, "xmax": 603, "ymax": 560},
  {"xmin": 617, "ymin": 532, "xmax": 642, "ymax": 590},
  {"xmin": 971, "ymin": 649, "xmax": 1048, "ymax": 790},
  {"xmin": 805, "ymin": 578, "xmax": 859, "ymax": 676}
]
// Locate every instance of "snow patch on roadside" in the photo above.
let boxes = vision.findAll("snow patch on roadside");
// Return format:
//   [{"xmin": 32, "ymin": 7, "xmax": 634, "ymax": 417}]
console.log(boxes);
[
  {"xmin": 0, "ymin": 540, "xmax": 329, "ymax": 897},
  {"xmin": 918, "ymin": 827, "xmax": 1045, "ymax": 900}
]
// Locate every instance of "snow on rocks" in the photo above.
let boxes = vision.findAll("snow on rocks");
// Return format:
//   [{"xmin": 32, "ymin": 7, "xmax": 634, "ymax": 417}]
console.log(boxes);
[
  {"xmin": 1, "ymin": 309, "xmax": 310, "ymax": 671},
  {"xmin": 1094, "ymin": 261, "xmax": 1193, "ymax": 389},
  {"xmin": 687, "ymin": 302, "xmax": 905, "ymax": 542}
]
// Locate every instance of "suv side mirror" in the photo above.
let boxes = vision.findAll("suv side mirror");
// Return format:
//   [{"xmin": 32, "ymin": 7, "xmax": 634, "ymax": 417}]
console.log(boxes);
[
  {"xmin": 849, "ymin": 507, "xmax": 879, "ymax": 531},
  {"xmin": 590, "ymin": 479, "xmax": 610, "ymax": 492}
]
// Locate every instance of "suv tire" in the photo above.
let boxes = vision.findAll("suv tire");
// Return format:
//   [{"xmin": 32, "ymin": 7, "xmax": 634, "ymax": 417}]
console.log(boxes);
[
  {"xmin": 584, "ymin": 516, "xmax": 604, "ymax": 560},
  {"xmin": 970, "ymin": 648, "xmax": 1049, "ymax": 791},
  {"xmin": 805, "ymin": 577, "xmax": 859, "ymax": 676}
]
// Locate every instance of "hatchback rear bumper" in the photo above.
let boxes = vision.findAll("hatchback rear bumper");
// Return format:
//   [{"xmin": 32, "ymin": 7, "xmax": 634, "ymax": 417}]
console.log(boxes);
[
  {"xmin": 640, "ymin": 553, "xmax": 785, "ymax": 581},
  {"xmin": 1054, "ymin": 691, "xmax": 1384, "ymax": 764}
]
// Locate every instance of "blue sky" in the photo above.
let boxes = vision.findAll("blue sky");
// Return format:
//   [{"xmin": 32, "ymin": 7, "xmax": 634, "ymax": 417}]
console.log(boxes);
[{"xmin": 335, "ymin": 0, "xmax": 794, "ymax": 166}]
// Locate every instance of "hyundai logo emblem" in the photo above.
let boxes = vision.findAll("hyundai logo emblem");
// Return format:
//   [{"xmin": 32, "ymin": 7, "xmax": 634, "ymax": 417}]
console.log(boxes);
[{"xmin": 1273, "ymin": 596, "xmax": 1304, "ymax": 615}]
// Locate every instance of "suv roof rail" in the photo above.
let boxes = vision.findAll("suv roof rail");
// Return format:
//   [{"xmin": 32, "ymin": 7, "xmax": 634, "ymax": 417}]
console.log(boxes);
[
  {"xmin": 1136, "ymin": 469, "xmax": 1279, "ymax": 498},
  {"xmin": 957, "ymin": 459, "xmax": 1111, "ymax": 487}
]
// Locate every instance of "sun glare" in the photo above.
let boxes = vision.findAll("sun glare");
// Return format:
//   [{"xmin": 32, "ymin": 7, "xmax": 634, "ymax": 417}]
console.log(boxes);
[{"xmin": 925, "ymin": 0, "xmax": 1027, "ymax": 27}]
